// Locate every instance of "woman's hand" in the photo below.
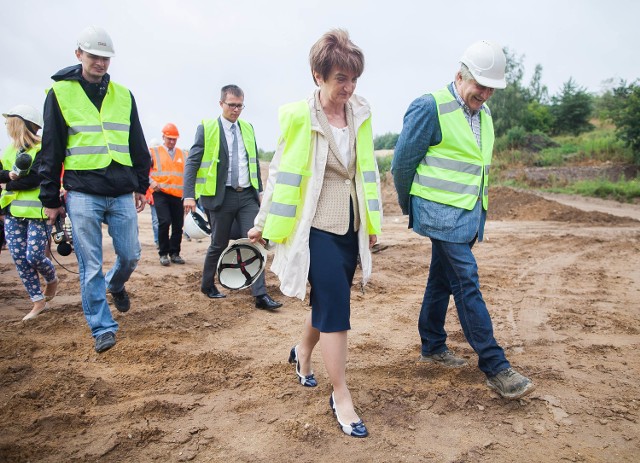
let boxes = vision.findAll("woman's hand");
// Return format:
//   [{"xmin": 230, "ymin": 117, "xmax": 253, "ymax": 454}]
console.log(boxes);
[
  {"xmin": 248, "ymin": 227, "xmax": 266, "ymax": 246},
  {"xmin": 369, "ymin": 234, "xmax": 377, "ymax": 248}
]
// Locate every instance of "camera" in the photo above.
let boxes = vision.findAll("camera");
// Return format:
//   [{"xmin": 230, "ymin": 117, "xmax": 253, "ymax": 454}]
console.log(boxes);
[{"xmin": 52, "ymin": 215, "xmax": 73, "ymax": 256}]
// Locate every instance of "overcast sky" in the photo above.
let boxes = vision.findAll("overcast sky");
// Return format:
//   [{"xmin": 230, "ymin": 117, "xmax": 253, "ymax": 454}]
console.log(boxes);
[{"xmin": 1, "ymin": 0, "xmax": 639, "ymax": 152}]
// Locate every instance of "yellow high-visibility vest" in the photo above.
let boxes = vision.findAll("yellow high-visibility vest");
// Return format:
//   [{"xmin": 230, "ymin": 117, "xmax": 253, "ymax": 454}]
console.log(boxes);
[
  {"xmin": 0, "ymin": 144, "xmax": 47, "ymax": 219},
  {"xmin": 262, "ymin": 100, "xmax": 381, "ymax": 243},
  {"xmin": 195, "ymin": 118, "xmax": 259, "ymax": 198},
  {"xmin": 410, "ymin": 86, "xmax": 494, "ymax": 210},
  {"xmin": 53, "ymin": 80, "xmax": 132, "ymax": 170}
]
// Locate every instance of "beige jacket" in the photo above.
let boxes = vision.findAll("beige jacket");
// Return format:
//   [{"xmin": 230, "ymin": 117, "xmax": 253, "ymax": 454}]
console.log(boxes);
[{"xmin": 254, "ymin": 91, "xmax": 382, "ymax": 300}]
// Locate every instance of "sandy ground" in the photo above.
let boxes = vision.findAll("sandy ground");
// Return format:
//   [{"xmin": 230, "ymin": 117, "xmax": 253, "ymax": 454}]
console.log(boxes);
[{"xmin": 1, "ymin": 180, "xmax": 639, "ymax": 462}]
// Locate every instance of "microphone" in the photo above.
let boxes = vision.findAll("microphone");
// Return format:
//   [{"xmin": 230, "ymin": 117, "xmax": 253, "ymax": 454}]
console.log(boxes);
[
  {"xmin": 12, "ymin": 150, "xmax": 33, "ymax": 177},
  {"xmin": 52, "ymin": 215, "xmax": 73, "ymax": 256}
]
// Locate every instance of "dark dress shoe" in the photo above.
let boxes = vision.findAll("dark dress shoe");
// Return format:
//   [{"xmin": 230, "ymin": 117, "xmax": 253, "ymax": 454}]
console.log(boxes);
[
  {"xmin": 255, "ymin": 294, "xmax": 282, "ymax": 310},
  {"xmin": 201, "ymin": 285, "xmax": 225, "ymax": 299}
]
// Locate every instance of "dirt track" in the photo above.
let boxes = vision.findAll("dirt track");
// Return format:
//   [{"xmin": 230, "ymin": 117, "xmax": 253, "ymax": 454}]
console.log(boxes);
[{"xmin": 1, "ymin": 183, "xmax": 639, "ymax": 462}]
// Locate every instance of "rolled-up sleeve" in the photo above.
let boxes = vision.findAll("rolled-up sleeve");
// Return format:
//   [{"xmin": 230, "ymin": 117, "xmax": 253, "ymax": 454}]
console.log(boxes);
[{"xmin": 392, "ymin": 95, "xmax": 440, "ymax": 215}]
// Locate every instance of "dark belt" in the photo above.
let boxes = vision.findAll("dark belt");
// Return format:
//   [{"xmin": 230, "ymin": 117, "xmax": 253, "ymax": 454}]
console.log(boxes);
[{"xmin": 226, "ymin": 186, "xmax": 246, "ymax": 192}]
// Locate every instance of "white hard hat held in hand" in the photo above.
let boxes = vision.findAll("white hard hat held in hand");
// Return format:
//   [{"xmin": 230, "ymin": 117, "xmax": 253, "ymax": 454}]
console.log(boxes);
[
  {"xmin": 217, "ymin": 239, "xmax": 268, "ymax": 291},
  {"xmin": 460, "ymin": 40, "xmax": 507, "ymax": 89},
  {"xmin": 77, "ymin": 25, "xmax": 115, "ymax": 58}
]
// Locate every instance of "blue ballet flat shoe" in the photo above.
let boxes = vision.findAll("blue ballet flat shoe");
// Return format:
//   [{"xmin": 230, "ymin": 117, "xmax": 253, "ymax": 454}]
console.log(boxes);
[
  {"xmin": 288, "ymin": 345, "xmax": 317, "ymax": 387},
  {"xmin": 329, "ymin": 392, "xmax": 369, "ymax": 438}
]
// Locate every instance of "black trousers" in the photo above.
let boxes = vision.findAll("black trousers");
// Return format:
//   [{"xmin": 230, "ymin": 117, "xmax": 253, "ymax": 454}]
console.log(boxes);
[{"xmin": 153, "ymin": 191, "xmax": 184, "ymax": 256}]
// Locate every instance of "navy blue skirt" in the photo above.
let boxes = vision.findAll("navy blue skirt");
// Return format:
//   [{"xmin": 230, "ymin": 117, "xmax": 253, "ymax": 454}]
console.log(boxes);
[{"xmin": 308, "ymin": 214, "xmax": 359, "ymax": 333}]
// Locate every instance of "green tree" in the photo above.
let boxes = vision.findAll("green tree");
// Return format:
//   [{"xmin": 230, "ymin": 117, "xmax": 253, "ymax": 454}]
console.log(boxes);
[
  {"xmin": 490, "ymin": 49, "xmax": 551, "ymax": 137},
  {"xmin": 550, "ymin": 78, "xmax": 594, "ymax": 136},
  {"xmin": 373, "ymin": 132, "xmax": 399, "ymax": 150},
  {"xmin": 608, "ymin": 80, "xmax": 640, "ymax": 163}
]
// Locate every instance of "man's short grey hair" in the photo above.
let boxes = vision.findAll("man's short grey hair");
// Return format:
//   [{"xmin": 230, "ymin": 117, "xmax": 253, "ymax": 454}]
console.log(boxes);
[{"xmin": 458, "ymin": 63, "xmax": 475, "ymax": 82}]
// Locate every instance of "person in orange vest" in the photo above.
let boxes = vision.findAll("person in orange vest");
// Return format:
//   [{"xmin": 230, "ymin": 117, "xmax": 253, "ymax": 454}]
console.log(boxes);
[{"xmin": 149, "ymin": 123, "xmax": 186, "ymax": 266}]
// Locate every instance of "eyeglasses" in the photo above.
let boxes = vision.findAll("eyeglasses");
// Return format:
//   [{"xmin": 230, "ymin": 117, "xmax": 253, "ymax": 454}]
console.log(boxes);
[{"xmin": 223, "ymin": 102, "xmax": 245, "ymax": 110}]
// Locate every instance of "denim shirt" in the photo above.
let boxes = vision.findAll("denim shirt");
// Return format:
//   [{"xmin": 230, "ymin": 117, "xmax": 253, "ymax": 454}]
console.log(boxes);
[{"xmin": 392, "ymin": 83, "xmax": 487, "ymax": 243}]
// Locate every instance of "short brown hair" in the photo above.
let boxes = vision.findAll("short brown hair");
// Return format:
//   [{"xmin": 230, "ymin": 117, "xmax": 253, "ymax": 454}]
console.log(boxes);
[
  {"xmin": 309, "ymin": 29, "xmax": 364, "ymax": 85},
  {"xmin": 220, "ymin": 84, "xmax": 244, "ymax": 102}
]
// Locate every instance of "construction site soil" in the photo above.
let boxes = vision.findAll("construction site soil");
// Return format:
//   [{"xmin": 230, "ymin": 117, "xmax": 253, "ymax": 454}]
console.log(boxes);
[{"xmin": 1, "ymin": 177, "xmax": 639, "ymax": 462}]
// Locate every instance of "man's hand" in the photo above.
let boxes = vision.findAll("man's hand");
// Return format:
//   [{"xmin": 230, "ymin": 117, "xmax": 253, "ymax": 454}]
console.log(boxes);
[
  {"xmin": 44, "ymin": 206, "xmax": 66, "ymax": 226},
  {"xmin": 149, "ymin": 179, "xmax": 159, "ymax": 192},
  {"xmin": 134, "ymin": 192, "xmax": 147, "ymax": 212},
  {"xmin": 184, "ymin": 198, "xmax": 196, "ymax": 214}
]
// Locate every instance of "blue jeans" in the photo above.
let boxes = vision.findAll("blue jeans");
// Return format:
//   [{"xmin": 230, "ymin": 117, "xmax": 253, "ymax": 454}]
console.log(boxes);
[
  {"xmin": 418, "ymin": 238, "xmax": 510, "ymax": 377},
  {"xmin": 150, "ymin": 204, "xmax": 159, "ymax": 243},
  {"xmin": 66, "ymin": 191, "xmax": 141, "ymax": 338}
]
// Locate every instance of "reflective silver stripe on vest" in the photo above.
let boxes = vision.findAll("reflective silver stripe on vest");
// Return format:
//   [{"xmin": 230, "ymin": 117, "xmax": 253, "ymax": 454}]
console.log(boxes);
[
  {"xmin": 270, "ymin": 202, "xmax": 297, "ymax": 217},
  {"xmin": 10, "ymin": 200, "xmax": 42, "ymax": 208},
  {"xmin": 362, "ymin": 171, "xmax": 377, "ymax": 183},
  {"xmin": 276, "ymin": 171, "xmax": 303, "ymax": 187},
  {"xmin": 200, "ymin": 161, "xmax": 212, "ymax": 169},
  {"xmin": 421, "ymin": 156, "xmax": 483, "ymax": 176},
  {"xmin": 195, "ymin": 178, "xmax": 206, "ymax": 184},
  {"xmin": 156, "ymin": 170, "xmax": 182, "ymax": 177},
  {"xmin": 439, "ymin": 100, "xmax": 460, "ymax": 115},
  {"xmin": 251, "ymin": 172, "xmax": 259, "ymax": 179},
  {"xmin": 68, "ymin": 125, "xmax": 103, "ymax": 135},
  {"xmin": 158, "ymin": 183, "xmax": 184, "ymax": 190},
  {"xmin": 103, "ymin": 122, "xmax": 130, "ymax": 131},
  {"xmin": 368, "ymin": 199, "xmax": 380, "ymax": 212},
  {"xmin": 485, "ymin": 165, "xmax": 490, "ymax": 175},
  {"xmin": 108, "ymin": 143, "xmax": 129, "ymax": 153},
  {"xmin": 67, "ymin": 146, "xmax": 109, "ymax": 155},
  {"xmin": 414, "ymin": 174, "xmax": 480, "ymax": 196}
]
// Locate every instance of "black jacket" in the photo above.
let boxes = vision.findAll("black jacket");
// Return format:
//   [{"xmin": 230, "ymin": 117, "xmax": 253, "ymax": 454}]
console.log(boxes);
[{"xmin": 38, "ymin": 65, "xmax": 150, "ymax": 208}]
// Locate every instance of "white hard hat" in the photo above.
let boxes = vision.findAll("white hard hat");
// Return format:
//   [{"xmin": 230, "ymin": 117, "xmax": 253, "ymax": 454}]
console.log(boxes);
[
  {"xmin": 77, "ymin": 25, "xmax": 115, "ymax": 58},
  {"xmin": 460, "ymin": 40, "xmax": 507, "ymax": 89},
  {"xmin": 2, "ymin": 104, "xmax": 44, "ymax": 129},
  {"xmin": 183, "ymin": 208, "xmax": 211, "ymax": 240},
  {"xmin": 217, "ymin": 238, "xmax": 268, "ymax": 291}
]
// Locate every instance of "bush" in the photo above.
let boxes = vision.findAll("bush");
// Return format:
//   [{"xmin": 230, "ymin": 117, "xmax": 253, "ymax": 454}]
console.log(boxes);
[
  {"xmin": 373, "ymin": 132, "xmax": 399, "ymax": 150},
  {"xmin": 258, "ymin": 148, "xmax": 274, "ymax": 161},
  {"xmin": 377, "ymin": 154, "xmax": 393, "ymax": 175}
]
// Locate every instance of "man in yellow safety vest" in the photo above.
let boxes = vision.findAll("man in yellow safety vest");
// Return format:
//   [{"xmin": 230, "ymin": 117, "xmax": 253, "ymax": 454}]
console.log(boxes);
[
  {"xmin": 183, "ymin": 84, "xmax": 281, "ymax": 310},
  {"xmin": 38, "ymin": 26, "xmax": 150, "ymax": 354},
  {"xmin": 393, "ymin": 40, "xmax": 535, "ymax": 400}
]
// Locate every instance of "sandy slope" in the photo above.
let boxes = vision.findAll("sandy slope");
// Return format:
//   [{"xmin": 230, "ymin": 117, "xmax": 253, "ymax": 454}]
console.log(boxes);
[{"xmin": 1, "ymin": 184, "xmax": 639, "ymax": 462}]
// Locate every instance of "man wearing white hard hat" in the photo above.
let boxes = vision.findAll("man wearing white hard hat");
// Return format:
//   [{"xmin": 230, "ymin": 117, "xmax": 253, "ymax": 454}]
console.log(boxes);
[
  {"xmin": 38, "ymin": 26, "xmax": 150, "ymax": 354},
  {"xmin": 393, "ymin": 40, "xmax": 535, "ymax": 399}
]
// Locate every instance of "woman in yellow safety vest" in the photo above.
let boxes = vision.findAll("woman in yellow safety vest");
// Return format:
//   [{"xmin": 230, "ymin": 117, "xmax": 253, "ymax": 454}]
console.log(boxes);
[
  {"xmin": 0, "ymin": 105, "xmax": 58, "ymax": 321},
  {"xmin": 249, "ymin": 29, "xmax": 382, "ymax": 438}
]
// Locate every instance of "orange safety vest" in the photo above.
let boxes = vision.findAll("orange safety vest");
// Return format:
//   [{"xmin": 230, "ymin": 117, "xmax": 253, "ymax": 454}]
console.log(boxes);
[{"xmin": 149, "ymin": 145, "xmax": 185, "ymax": 198}]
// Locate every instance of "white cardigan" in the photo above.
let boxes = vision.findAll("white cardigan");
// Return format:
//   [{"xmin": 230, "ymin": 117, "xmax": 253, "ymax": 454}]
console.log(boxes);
[{"xmin": 254, "ymin": 92, "xmax": 382, "ymax": 300}]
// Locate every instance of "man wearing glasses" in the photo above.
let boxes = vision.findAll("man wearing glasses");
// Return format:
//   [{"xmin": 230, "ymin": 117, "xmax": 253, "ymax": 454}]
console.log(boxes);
[{"xmin": 183, "ymin": 84, "xmax": 282, "ymax": 310}]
